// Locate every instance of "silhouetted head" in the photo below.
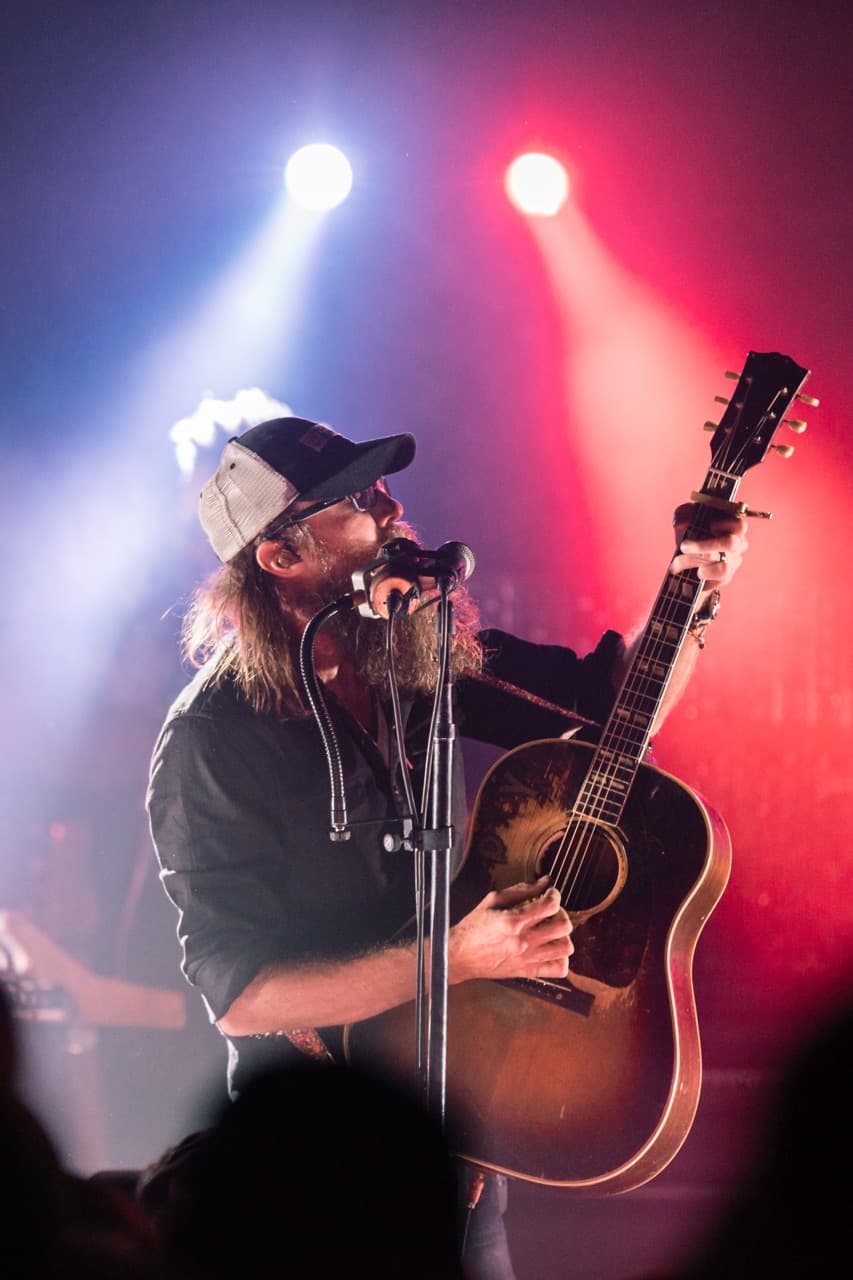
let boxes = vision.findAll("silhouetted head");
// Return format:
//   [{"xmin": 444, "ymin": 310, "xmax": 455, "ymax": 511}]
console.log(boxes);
[{"xmin": 162, "ymin": 1062, "xmax": 464, "ymax": 1278}]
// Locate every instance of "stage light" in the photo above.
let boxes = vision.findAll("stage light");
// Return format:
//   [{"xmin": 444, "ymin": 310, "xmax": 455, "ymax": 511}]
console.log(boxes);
[
  {"xmin": 505, "ymin": 153, "xmax": 570, "ymax": 217},
  {"xmin": 284, "ymin": 144, "xmax": 353, "ymax": 211}
]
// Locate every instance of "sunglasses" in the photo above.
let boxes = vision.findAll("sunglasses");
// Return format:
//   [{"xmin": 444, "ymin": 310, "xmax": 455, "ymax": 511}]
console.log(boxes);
[{"xmin": 276, "ymin": 478, "xmax": 391, "ymax": 530}]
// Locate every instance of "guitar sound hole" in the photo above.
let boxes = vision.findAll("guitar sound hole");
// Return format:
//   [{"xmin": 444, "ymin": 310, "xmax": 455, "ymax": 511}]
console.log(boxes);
[{"xmin": 541, "ymin": 821, "xmax": 625, "ymax": 915}]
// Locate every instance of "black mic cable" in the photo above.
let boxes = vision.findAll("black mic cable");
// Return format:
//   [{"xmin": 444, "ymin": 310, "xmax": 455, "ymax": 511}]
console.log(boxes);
[
  {"xmin": 298, "ymin": 595, "xmax": 355, "ymax": 841},
  {"xmin": 384, "ymin": 590, "xmax": 420, "ymax": 833}
]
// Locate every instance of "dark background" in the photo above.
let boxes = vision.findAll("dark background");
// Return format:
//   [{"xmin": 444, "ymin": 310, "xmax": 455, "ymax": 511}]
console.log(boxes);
[{"xmin": 2, "ymin": 3, "xmax": 851, "ymax": 1276}]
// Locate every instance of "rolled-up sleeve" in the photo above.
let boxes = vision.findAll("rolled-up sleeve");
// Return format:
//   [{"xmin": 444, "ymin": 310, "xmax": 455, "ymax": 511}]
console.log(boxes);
[{"xmin": 147, "ymin": 713, "xmax": 303, "ymax": 1021}]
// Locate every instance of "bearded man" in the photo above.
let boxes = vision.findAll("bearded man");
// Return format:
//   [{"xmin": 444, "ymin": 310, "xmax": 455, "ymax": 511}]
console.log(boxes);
[{"xmin": 147, "ymin": 416, "xmax": 746, "ymax": 1279}]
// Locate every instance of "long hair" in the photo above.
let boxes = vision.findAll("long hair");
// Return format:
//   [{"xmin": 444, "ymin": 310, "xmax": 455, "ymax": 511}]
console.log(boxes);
[
  {"xmin": 182, "ymin": 518, "xmax": 315, "ymax": 717},
  {"xmin": 183, "ymin": 519, "xmax": 483, "ymax": 718}
]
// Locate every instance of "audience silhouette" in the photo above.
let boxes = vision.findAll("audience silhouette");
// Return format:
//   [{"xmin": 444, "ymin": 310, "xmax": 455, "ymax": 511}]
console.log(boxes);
[
  {"xmin": 2, "ymin": 973, "xmax": 467, "ymax": 1277},
  {"xmin": 140, "ymin": 1060, "xmax": 466, "ymax": 1278},
  {"xmin": 8, "ymin": 970, "xmax": 853, "ymax": 1280},
  {"xmin": 669, "ymin": 995, "xmax": 853, "ymax": 1279},
  {"xmin": 0, "ymin": 981, "xmax": 162, "ymax": 1277}
]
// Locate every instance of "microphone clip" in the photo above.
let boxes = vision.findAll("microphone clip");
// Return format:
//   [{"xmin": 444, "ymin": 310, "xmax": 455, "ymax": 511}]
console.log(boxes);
[{"xmin": 351, "ymin": 539, "xmax": 423, "ymax": 620}]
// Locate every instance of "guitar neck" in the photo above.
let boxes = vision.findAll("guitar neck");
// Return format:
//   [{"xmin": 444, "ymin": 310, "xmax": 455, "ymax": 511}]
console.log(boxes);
[
  {"xmin": 574, "ymin": 348, "xmax": 812, "ymax": 826},
  {"xmin": 575, "ymin": 470, "xmax": 743, "ymax": 826}
]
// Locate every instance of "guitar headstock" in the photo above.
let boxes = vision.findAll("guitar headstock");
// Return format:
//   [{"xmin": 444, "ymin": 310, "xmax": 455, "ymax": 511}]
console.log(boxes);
[{"xmin": 707, "ymin": 351, "xmax": 814, "ymax": 481}]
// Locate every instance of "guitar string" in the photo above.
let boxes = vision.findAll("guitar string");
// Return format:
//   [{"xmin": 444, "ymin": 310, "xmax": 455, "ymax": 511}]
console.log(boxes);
[
  {"xmin": 552, "ymin": 409, "xmax": 746, "ymax": 906},
  {"xmin": 550, "ymin": 562, "xmax": 702, "ymax": 907},
  {"xmin": 567, "ymin": 375, "xmax": 792, "ymax": 872},
  {"xmin": 549, "ymin": 467, "xmax": 726, "ymax": 903},
  {"xmin": 546, "ymin": 387, "xmax": 754, "ymax": 910},
  {"xmin": 551, "ymin": 375, "xmax": 773, "ymax": 907},
  {"xmin": 549, "ymin": 531, "xmax": 706, "ymax": 901}
]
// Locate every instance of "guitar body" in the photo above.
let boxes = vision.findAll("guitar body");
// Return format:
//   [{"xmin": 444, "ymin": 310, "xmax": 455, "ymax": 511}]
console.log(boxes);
[
  {"xmin": 347, "ymin": 351, "xmax": 813, "ymax": 1192},
  {"xmin": 347, "ymin": 738, "xmax": 731, "ymax": 1192}
]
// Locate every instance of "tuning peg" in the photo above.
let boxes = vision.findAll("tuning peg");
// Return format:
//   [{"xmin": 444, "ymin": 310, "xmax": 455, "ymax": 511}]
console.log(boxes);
[
  {"xmin": 713, "ymin": 395, "xmax": 730, "ymax": 405},
  {"xmin": 795, "ymin": 391, "xmax": 819, "ymax": 407},
  {"xmin": 772, "ymin": 443, "xmax": 795, "ymax": 458},
  {"xmin": 783, "ymin": 418, "xmax": 808, "ymax": 434},
  {"xmin": 703, "ymin": 421, "xmax": 718, "ymax": 431},
  {"xmin": 724, "ymin": 370, "xmax": 741, "ymax": 380}
]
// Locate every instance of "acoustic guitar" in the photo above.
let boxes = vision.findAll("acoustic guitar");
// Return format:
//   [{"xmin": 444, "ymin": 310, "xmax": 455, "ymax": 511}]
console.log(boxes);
[{"xmin": 347, "ymin": 351, "xmax": 813, "ymax": 1193}]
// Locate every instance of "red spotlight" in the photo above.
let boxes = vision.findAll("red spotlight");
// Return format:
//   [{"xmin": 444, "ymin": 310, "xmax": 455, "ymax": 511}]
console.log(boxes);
[{"xmin": 506, "ymin": 152, "xmax": 570, "ymax": 216}]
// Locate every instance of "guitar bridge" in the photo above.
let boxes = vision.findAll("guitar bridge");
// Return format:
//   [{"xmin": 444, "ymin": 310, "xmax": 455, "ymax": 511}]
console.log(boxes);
[{"xmin": 496, "ymin": 975, "xmax": 595, "ymax": 1018}]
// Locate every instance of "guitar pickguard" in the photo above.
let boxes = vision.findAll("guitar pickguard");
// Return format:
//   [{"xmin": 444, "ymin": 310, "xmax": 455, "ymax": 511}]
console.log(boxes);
[{"xmin": 463, "ymin": 739, "xmax": 709, "ymax": 993}]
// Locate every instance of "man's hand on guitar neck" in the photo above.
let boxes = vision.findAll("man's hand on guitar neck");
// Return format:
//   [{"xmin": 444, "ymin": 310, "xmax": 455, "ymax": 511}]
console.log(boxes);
[
  {"xmin": 448, "ymin": 876, "xmax": 574, "ymax": 984},
  {"xmin": 670, "ymin": 505, "xmax": 749, "ymax": 595},
  {"xmin": 614, "ymin": 505, "xmax": 750, "ymax": 735}
]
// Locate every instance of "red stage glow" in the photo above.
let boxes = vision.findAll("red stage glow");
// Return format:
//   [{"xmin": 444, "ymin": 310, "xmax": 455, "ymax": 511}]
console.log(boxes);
[{"xmin": 519, "ymin": 197, "xmax": 853, "ymax": 1061}]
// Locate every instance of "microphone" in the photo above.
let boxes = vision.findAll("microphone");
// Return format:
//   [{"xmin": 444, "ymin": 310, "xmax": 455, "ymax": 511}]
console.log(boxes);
[
  {"xmin": 382, "ymin": 538, "xmax": 476, "ymax": 585},
  {"xmin": 352, "ymin": 538, "xmax": 476, "ymax": 619}
]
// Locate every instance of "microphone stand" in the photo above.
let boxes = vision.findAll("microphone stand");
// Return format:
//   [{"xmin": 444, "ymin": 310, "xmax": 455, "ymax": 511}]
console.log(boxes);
[
  {"xmin": 419, "ymin": 579, "xmax": 456, "ymax": 1123},
  {"xmin": 303, "ymin": 550, "xmax": 467, "ymax": 1129}
]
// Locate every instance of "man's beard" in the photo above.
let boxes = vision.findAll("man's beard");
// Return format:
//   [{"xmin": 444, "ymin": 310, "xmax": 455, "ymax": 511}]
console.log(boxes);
[{"xmin": 290, "ymin": 522, "xmax": 482, "ymax": 697}]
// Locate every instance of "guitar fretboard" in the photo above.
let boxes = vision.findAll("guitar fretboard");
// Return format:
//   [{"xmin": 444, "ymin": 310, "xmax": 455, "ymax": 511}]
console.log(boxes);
[
  {"xmin": 574, "ymin": 472, "xmax": 740, "ymax": 827},
  {"xmin": 565, "ymin": 347, "xmax": 810, "ymax": 839}
]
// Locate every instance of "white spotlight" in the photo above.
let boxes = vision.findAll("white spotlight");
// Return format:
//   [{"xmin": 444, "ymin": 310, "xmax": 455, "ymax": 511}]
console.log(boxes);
[
  {"xmin": 284, "ymin": 144, "xmax": 353, "ymax": 211},
  {"xmin": 505, "ymin": 152, "xmax": 570, "ymax": 217}
]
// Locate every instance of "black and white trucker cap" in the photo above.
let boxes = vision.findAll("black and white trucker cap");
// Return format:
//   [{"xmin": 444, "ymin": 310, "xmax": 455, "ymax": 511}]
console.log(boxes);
[{"xmin": 198, "ymin": 417, "xmax": 416, "ymax": 562}]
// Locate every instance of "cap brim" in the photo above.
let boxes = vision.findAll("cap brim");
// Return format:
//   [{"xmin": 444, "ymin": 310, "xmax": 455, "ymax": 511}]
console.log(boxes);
[{"xmin": 298, "ymin": 432, "xmax": 416, "ymax": 503}]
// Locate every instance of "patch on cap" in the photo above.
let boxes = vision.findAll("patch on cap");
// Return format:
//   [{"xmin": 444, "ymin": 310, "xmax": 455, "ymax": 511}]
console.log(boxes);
[{"xmin": 299, "ymin": 423, "xmax": 341, "ymax": 452}]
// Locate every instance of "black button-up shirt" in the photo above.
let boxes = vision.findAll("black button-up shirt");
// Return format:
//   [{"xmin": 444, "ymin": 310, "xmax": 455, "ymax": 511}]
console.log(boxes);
[{"xmin": 147, "ymin": 628, "xmax": 621, "ymax": 1088}]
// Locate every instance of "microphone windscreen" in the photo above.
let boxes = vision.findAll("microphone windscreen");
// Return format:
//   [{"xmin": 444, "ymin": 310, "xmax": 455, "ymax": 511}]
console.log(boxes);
[
  {"xmin": 456, "ymin": 542, "xmax": 476, "ymax": 582},
  {"xmin": 437, "ymin": 541, "xmax": 476, "ymax": 582}
]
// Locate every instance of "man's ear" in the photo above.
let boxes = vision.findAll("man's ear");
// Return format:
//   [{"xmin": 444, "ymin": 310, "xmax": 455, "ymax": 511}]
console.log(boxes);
[{"xmin": 255, "ymin": 540, "xmax": 300, "ymax": 578}]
